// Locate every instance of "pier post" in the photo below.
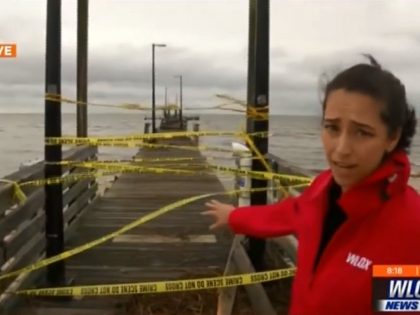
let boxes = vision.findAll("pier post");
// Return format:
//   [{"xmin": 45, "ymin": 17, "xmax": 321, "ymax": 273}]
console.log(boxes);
[
  {"xmin": 144, "ymin": 122, "xmax": 151, "ymax": 134},
  {"xmin": 193, "ymin": 123, "xmax": 200, "ymax": 145},
  {"xmin": 246, "ymin": 0, "xmax": 270, "ymax": 270},
  {"xmin": 44, "ymin": 0, "xmax": 66, "ymax": 284},
  {"xmin": 77, "ymin": 0, "xmax": 89, "ymax": 137}
]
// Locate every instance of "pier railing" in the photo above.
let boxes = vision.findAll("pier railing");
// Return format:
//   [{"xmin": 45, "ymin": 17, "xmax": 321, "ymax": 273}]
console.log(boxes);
[
  {"xmin": 266, "ymin": 153, "xmax": 317, "ymax": 265},
  {"xmin": 0, "ymin": 146, "xmax": 97, "ymax": 295},
  {"xmin": 218, "ymin": 152, "xmax": 315, "ymax": 314},
  {"xmin": 0, "ymin": 141, "xmax": 315, "ymax": 313}
]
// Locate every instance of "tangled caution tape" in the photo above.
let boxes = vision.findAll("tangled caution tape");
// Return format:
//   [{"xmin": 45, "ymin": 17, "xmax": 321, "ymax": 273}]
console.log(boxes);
[
  {"xmin": 45, "ymin": 93, "xmax": 152, "ymax": 111},
  {"xmin": 70, "ymin": 161, "xmax": 312, "ymax": 183},
  {"xmin": 0, "ymin": 187, "xmax": 303, "ymax": 283},
  {"xmin": 1, "ymin": 160, "xmax": 312, "ymax": 206},
  {"xmin": 15, "ymin": 268, "xmax": 296, "ymax": 296},
  {"xmin": 0, "ymin": 130, "xmax": 310, "ymax": 283},
  {"xmin": 44, "ymin": 131, "xmax": 269, "ymax": 146},
  {"xmin": 213, "ymin": 94, "xmax": 269, "ymax": 120},
  {"xmin": 46, "ymin": 138, "xmax": 238, "ymax": 153},
  {"xmin": 11, "ymin": 162, "xmax": 312, "ymax": 190},
  {"xmin": 45, "ymin": 93, "xmax": 269, "ymax": 119},
  {"xmin": 0, "ymin": 179, "xmax": 27, "ymax": 205}
]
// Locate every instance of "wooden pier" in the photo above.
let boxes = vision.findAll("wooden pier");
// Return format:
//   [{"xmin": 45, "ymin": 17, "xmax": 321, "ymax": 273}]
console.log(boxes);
[
  {"xmin": 0, "ymin": 117, "xmax": 301, "ymax": 315},
  {"xmin": 66, "ymin": 137, "xmax": 233, "ymax": 283},
  {"xmin": 6, "ymin": 134, "xmax": 238, "ymax": 314},
  {"xmin": 0, "ymin": 1, "xmax": 300, "ymax": 313}
]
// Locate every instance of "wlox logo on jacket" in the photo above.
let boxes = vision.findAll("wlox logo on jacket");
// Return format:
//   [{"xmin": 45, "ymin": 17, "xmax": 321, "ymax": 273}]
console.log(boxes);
[{"xmin": 346, "ymin": 252, "xmax": 372, "ymax": 271}]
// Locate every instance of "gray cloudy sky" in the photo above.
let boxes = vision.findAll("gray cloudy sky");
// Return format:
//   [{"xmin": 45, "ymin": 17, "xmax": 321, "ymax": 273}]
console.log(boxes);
[{"xmin": 1, "ymin": 0, "xmax": 420, "ymax": 115}]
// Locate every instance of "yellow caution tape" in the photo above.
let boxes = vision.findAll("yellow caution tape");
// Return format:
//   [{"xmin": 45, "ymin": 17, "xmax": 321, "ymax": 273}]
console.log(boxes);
[
  {"xmin": 19, "ymin": 172, "xmax": 100, "ymax": 188},
  {"xmin": 55, "ymin": 159, "xmax": 205, "ymax": 168},
  {"xmin": 32, "ymin": 164, "xmax": 310, "ymax": 191},
  {"xmin": 46, "ymin": 93, "xmax": 184, "ymax": 112},
  {"xmin": 0, "ymin": 186, "xmax": 303, "ymax": 282},
  {"xmin": 246, "ymin": 106, "xmax": 268, "ymax": 121},
  {"xmin": 183, "ymin": 104, "xmax": 240, "ymax": 111},
  {"xmin": 45, "ymin": 131, "xmax": 269, "ymax": 146},
  {"xmin": 11, "ymin": 169, "xmax": 310, "ymax": 195},
  {"xmin": 157, "ymin": 103, "xmax": 180, "ymax": 110},
  {"xmin": 243, "ymin": 134, "xmax": 290, "ymax": 197},
  {"xmin": 207, "ymin": 164, "xmax": 311, "ymax": 183},
  {"xmin": 47, "ymin": 139, "xmax": 236, "ymax": 154},
  {"xmin": 215, "ymin": 94, "xmax": 247, "ymax": 107},
  {"xmin": 133, "ymin": 157, "xmax": 201, "ymax": 163},
  {"xmin": 244, "ymin": 134, "xmax": 271, "ymax": 172},
  {"xmin": 11, "ymin": 162, "xmax": 311, "ymax": 190},
  {"xmin": 135, "ymin": 155, "xmax": 260, "ymax": 162},
  {"xmin": 184, "ymin": 103, "xmax": 267, "ymax": 120},
  {"xmin": 214, "ymin": 94, "xmax": 268, "ymax": 120},
  {"xmin": 45, "ymin": 92, "xmax": 271, "ymax": 119},
  {"xmin": 56, "ymin": 139, "xmax": 237, "ymax": 154},
  {"xmin": 145, "ymin": 142, "xmax": 235, "ymax": 154},
  {"xmin": 210, "ymin": 105, "xmax": 268, "ymax": 121},
  {"xmin": 59, "ymin": 161, "xmax": 312, "ymax": 184},
  {"xmin": 45, "ymin": 93, "xmax": 151, "ymax": 111},
  {"xmin": 53, "ymin": 156, "xmax": 261, "ymax": 169},
  {"xmin": 14, "ymin": 268, "xmax": 296, "ymax": 296},
  {"xmin": 0, "ymin": 179, "xmax": 27, "ymax": 205},
  {"xmin": 46, "ymin": 92, "xmax": 270, "ymax": 119},
  {"xmin": 77, "ymin": 162, "xmax": 199, "ymax": 176},
  {"xmin": 0, "ymin": 193, "xmax": 211, "ymax": 281}
]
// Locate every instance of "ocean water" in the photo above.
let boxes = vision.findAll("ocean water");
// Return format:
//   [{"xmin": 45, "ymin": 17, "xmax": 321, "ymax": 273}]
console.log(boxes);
[{"xmin": 1, "ymin": 113, "xmax": 420, "ymax": 178}]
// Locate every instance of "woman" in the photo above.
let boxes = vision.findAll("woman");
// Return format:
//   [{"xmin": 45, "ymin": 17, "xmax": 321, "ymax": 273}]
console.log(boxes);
[{"xmin": 202, "ymin": 55, "xmax": 420, "ymax": 315}]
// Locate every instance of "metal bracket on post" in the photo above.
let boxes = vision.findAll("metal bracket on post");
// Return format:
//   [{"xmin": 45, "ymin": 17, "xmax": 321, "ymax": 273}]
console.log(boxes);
[{"xmin": 232, "ymin": 142, "xmax": 252, "ymax": 207}]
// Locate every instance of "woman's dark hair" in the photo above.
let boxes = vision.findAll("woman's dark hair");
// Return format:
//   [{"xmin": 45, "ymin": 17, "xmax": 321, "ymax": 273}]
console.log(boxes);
[{"xmin": 321, "ymin": 54, "xmax": 417, "ymax": 152}]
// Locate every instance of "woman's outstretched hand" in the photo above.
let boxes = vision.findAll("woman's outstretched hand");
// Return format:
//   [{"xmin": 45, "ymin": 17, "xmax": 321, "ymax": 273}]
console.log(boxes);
[{"xmin": 201, "ymin": 199, "xmax": 235, "ymax": 230}]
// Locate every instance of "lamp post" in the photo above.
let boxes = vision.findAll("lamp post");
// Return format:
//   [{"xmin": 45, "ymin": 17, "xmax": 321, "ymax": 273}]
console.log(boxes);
[
  {"xmin": 152, "ymin": 43, "xmax": 166, "ymax": 133},
  {"xmin": 174, "ymin": 75, "xmax": 183, "ymax": 128}
]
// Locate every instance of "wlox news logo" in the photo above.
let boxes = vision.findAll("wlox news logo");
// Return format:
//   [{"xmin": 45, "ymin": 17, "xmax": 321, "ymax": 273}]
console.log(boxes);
[{"xmin": 373, "ymin": 265, "xmax": 420, "ymax": 312}]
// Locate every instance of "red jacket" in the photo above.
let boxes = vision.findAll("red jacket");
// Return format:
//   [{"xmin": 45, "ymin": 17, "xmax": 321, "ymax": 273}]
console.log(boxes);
[{"xmin": 229, "ymin": 151, "xmax": 420, "ymax": 315}]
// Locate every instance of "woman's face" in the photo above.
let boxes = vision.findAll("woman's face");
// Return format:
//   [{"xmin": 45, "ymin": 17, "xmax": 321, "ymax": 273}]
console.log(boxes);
[{"xmin": 321, "ymin": 89, "xmax": 400, "ymax": 192}]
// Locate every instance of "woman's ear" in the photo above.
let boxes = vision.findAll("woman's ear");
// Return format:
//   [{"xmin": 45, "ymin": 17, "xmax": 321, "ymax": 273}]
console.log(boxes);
[{"xmin": 387, "ymin": 128, "xmax": 402, "ymax": 152}]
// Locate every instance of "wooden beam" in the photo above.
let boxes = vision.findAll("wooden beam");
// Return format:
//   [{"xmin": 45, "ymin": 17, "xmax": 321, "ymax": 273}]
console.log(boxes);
[
  {"xmin": 217, "ymin": 236, "xmax": 241, "ymax": 315},
  {"xmin": 233, "ymin": 241, "xmax": 277, "ymax": 315},
  {"xmin": 218, "ymin": 235, "xmax": 277, "ymax": 315}
]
